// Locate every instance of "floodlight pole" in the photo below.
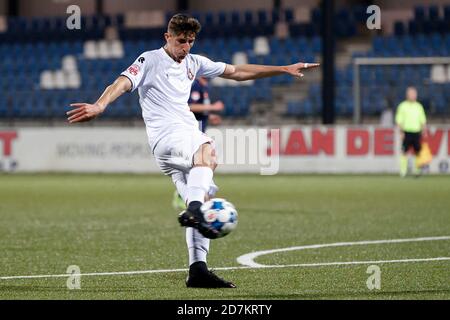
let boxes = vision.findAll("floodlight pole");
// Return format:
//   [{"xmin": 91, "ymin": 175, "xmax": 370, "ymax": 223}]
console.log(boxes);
[
  {"xmin": 177, "ymin": 0, "xmax": 189, "ymax": 11},
  {"xmin": 7, "ymin": 0, "xmax": 18, "ymax": 16},
  {"xmin": 321, "ymin": 0, "xmax": 336, "ymax": 125},
  {"xmin": 96, "ymin": 0, "xmax": 103, "ymax": 15},
  {"xmin": 353, "ymin": 62, "xmax": 360, "ymax": 124}
]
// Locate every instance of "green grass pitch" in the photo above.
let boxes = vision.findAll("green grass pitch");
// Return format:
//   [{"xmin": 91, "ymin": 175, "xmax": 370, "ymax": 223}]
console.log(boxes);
[{"xmin": 0, "ymin": 174, "xmax": 449, "ymax": 300}]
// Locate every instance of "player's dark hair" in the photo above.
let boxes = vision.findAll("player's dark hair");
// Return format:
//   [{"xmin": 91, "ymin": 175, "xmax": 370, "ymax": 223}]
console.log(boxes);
[{"xmin": 168, "ymin": 14, "xmax": 201, "ymax": 36}]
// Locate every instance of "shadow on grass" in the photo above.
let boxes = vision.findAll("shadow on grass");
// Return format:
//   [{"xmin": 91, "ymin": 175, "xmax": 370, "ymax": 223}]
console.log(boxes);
[
  {"xmin": 1, "ymin": 284, "xmax": 449, "ymax": 299},
  {"xmin": 228, "ymin": 288, "xmax": 450, "ymax": 300},
  {"xmin": 0, "ymin": 285, "xmax": 148, "ymax": 294}
]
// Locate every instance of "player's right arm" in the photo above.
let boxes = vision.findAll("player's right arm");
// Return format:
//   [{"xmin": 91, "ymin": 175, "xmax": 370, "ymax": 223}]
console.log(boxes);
[
  {"xmin": 67, "ymin": 76, "xmax": 132, "ymax": 123},
  {"xmin": 395, "ymin": 103, "xmax": 406, "ymax": 140},
  {"xmin": 68, "ymin": 52, "xmax": 150, "ymax": 124},
  {"xmin": 395, "ymin": 103, "xmax": 404, "ymax": 131}
]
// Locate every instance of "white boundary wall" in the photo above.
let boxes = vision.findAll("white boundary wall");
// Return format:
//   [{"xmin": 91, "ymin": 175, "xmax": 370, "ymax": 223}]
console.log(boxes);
[{"xmin": 0, "ymin": 125, "xmax": 449, "ymax": 174}]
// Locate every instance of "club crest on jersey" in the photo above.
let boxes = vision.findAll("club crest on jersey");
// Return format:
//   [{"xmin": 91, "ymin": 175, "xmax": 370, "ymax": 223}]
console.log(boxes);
[
  {"xmin": 128, "ymin": 64, "xmax": 140, "ymax": 76},
  {"xmin": 187, "ymin": 68, "xmax": 194, "ymax": 80}
]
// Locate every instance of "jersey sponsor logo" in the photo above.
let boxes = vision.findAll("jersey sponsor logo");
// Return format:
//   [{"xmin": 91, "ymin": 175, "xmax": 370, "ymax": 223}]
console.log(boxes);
[
  {"xmin": 128, "ymin": 64, "xmax": 140, "ymax": 76},
  {"xmin": 138, "ymin": 57, "xmax": 145, "ymax": 64}
]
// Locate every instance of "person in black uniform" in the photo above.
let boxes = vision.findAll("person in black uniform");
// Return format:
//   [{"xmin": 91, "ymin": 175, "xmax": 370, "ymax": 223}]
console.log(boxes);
[{"xmin": 188, "ymin": 76, "xmax": 224, "ymax": 133}]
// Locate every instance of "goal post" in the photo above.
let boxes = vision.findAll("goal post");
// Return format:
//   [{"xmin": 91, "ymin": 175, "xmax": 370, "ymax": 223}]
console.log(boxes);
[{"xmin": 352, "ymin": 57, "xmax": 450, "ymax": 124}]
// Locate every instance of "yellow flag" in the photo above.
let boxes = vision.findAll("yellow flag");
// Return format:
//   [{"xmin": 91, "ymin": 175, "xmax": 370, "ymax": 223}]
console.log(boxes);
[{"xmin": 417, "ymin": 142, "xmax": 433, "ymax": 167}]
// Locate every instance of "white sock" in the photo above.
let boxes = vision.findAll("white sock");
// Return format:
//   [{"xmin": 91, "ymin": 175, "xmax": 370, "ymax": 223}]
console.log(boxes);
[
  {"xmin": 173, "ymin": 172, "xmax": 218, "ymax": 203},
  {"xmin": 187, "ymin": 166, "xmax": 213, "ymax": 204},
  {"xmin": 172, "ymin": 172, "xmax": 188, "ymax": 203},
  {"xmin": 173, "ymin": 169, "xmax": 213, "ymax": 266},
  {"xmin": 208, "ymin": 179, "xmax": 219, "ymax": 198},
  {"xmin": 186, "ymin": 227, "xmax": 210, "ymax": 265}
]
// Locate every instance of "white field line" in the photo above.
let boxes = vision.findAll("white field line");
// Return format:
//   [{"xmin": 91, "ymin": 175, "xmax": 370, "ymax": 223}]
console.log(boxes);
[
  {"xmin": 1, "ymin": 257, "xmax": 449, "ymax": 281},
  {"xmin": 1, "ymin": 236, "xmax": 449, "ymax": 281},
  {"xmin": 236, "ymin": 235, "xmax": 450, "ymax": 267}
]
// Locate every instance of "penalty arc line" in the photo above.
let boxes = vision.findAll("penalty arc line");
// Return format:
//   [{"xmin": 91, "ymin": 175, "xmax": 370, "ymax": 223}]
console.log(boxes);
[
  {"xmin": 236, "ymin": 235, "xmax": 450, "ymax": 267},
  {"xmin": 1, "ymin": 235, "xmax": 449, "ymax": 280}
]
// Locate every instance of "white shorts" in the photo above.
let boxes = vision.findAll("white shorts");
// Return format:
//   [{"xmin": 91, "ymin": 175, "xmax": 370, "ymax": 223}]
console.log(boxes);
[{"xmin": 152, "ymin": 129, "xmax": 213, "ymax": 176}]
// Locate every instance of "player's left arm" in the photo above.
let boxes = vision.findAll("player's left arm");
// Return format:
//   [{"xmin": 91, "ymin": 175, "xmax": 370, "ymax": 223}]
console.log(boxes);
[{"xmin": 220, "ymin": 62, "xmax": 320, "ymax": 81}]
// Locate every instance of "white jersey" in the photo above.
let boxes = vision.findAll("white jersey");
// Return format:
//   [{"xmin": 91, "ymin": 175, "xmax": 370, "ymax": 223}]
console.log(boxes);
[{"xmin": 121, "ymin": 48, "xmax": 226, "ymax": 151}]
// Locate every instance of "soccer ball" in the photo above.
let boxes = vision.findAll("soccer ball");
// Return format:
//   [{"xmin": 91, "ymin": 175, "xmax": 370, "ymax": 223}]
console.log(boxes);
[{"xmin": 200, "ymin": 198, "xmax": 238, "ymax": 238}]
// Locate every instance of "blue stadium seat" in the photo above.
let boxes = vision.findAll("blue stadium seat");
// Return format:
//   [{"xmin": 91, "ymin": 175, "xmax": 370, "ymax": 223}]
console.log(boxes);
[
  {"xmin": 310, "ymin": 36, "xmax": 322, "ymax": 53},
  {"xmin": 190, "ymin": 11, "xmax": 203, "ymax": 25},
  {"xmin": 228, "ymin": 37, "xmax": 240, "ymax": 52},
  {"xmin": 428, "ymin": 6, "xmax": 440, "ymax": 21},
  {"xmin": 394, "ymin": 21, "xmax": 405, "ymax": 36},
  {"xmin": 244, "ymin": 10, "xmax": 254, "ymax": 26},
  {"xmin": 257, "ymin": 10, "xmax": 268, "ymax": 25},
  {"xmin": 239, "ymin": 37, "xmax": 252, "ymax": 51},
  {"xmin": 414, "ymin": 6, "xmax": 426, "ymax": 21},
  {"xmin": 289, "ymin": 24, "xmax": 306, "ymax": 37},
  {"xmin": 223, "ymin": 96, "xmax": 234, "ymax": 117},
  {"xmin": 286, "ymin": 100, "xmax": 301, "ymax": 117},
  {"xmin": 424, "ymin": 20, "xmax": 440, "ymax": 34},
  {"xmin": 271, "ymin": 10, "xmax": 280, "ymax": 24},
  {"xmin": 165, "ymin": 12, "xmax": 174, "ymax": 24},
  {"xmin": 115, "ymin": 14, "xmax": 125, "ymax": 27},
  {"xmin": 230, "ymin": 11, "xmax": 240, "ymax": 25},
  {"xmin": 204, "ymin": 12, "xmax": 214, "ymax": 25},
  {"xmin": 436, "ymin": 19, "xmax": 449, "ymax": 35},
  {"xmin": 311, "ymin": 8, "xmax": 321, "ymax": 25},
  {"xmin": 352, "ymin": 5, "xmax": 367, "ymax": 23},
  {"xmin": 408, "ymin": 20, "xmax": 421, "ymax": 35},
  {"xmin": 286, "ymin": 99, "xmax": 313, "ymax": 117},
  {"xmin": 444, "ymin": 6, "xmax": 450, "ymax": 21},
  {"xmin": 284, "ymin": 9, "xmax": 294, "ymax": 23},
  {"xmin": 303, "ymin": 99, "xmax": 313, "ymax": 116},
  {"xmin": 0, "ymin": 106, "xmax": 7, "ymax": 119},
  {"xmin": 336, "ymin": 8, "xmax": 351, "ymax": 24},
  {"xmin": 218, "ymin": 11, "xmax": 227, "ymax": 25},
  {"xmin": 9, "ymin": 17, "xmax": 27, "ymax": 32}
]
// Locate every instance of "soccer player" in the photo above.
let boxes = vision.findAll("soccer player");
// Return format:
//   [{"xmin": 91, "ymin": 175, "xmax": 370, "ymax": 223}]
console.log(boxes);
[
  {"xmin": 66, "ymin": 13, "xmax": 319, "ymax": 288},
  {"xmin": 395, "ymin": 86, "xmax": 427, "ymax": 177}
]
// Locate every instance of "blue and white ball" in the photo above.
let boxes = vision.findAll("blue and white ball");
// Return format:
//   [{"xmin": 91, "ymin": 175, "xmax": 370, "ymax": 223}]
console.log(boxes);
[{"xmin": 201, "ymin": 198, "xmax": 238, "ymax": 238}]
